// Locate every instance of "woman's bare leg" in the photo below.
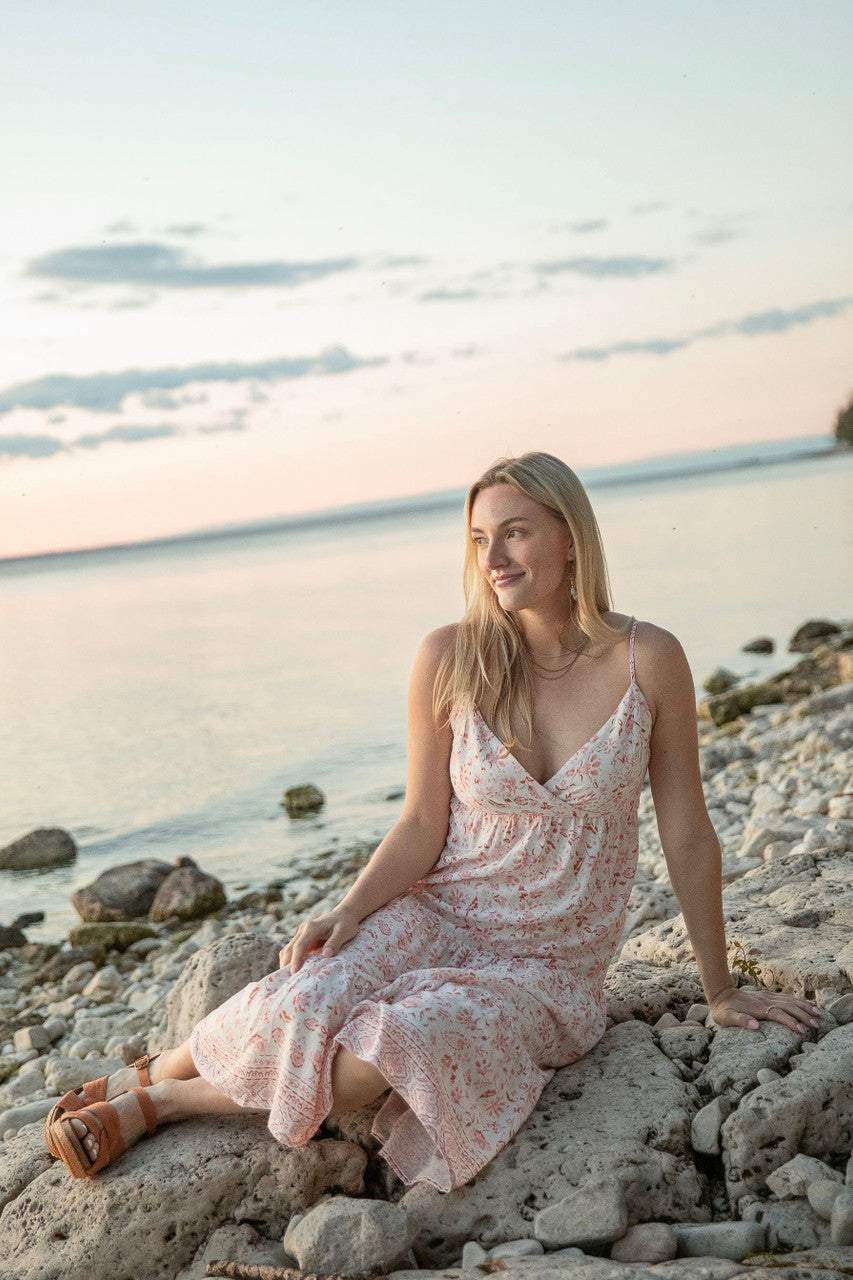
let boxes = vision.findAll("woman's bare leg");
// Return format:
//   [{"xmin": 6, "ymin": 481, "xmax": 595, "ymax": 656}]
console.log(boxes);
[{"xmin": 67, "ymin": 1043, "xmax": 389, "ymax": 1164}]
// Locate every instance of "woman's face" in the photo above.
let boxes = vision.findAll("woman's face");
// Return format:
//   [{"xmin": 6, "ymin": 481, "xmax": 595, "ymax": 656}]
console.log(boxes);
[{"xmin": 469, "ymin": 484, "xmax": 574, "ymax": 614}]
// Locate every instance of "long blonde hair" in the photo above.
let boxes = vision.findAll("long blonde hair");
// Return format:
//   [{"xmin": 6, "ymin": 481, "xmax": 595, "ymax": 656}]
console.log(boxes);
[{"xmin": 433, "ymin": 451, "xmax": 626, "ymax": 750}]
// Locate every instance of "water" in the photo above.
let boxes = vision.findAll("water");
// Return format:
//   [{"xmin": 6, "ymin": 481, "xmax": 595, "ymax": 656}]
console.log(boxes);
[{"xmin": 1, "ymin": 441, "xmax": 850, "ymax": 942}]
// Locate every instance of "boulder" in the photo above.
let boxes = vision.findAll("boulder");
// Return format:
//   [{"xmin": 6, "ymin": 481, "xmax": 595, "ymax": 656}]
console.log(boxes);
[
  {"xmin": 72, "ymin": 859, "xmax": 173, "ymax": 922},
  {"xmin": 766, "ymin": 1155, "xmax": 844, "ymax": 1199},
  {"xmin": 742, "ymin": 1197, "xmax": 832, "ymax": 1251},
  {"xmin": 743, "ymin": 637, "xmax": 774, "ymax": 654},
  {"xmin": 622, "ymin": 850, "xmax": 853, "ymax": 1000},
  {"xmin": 0, "ymin": 925, "xmax": 27, "ymax": 949},
  {"xmin": 697, "ymin": 683, "xmax": 787, "ymax": 726},
  {"xmin": 282, "ymin": 784, "xmax": 325, "ymax": 817},
  {"xmin": 789, "ymin": 620, "xmax": 842, "ymax": 652},
  {"xmin": 398, "ymin": 1021, "xmax": 709, "ymax": 1267},
  {"xmin": 11, "ymin": 911, "xmax": 45, "ymax": 930},
  {"xmin": 0, "ymin": 828, "xmax": 76, "ymax": 871},
  {"xmin": 721, "ymin": 1024, "xmax": 853, "ymax": 1201},
  {"xmin": 68, "ymin": 921, "xmax": 158, "ymax": 951},
  {"xmin": 152, "ymin": 929, "xmax": 282, "ymax": 1049},
  {"xmin": 0, "ymin": 1125, "xmax": 53, "ymax": 1214},
  {"xmin": 694, "ymin": 1024, "xmax": 803, "ymax": 1103},
  {"xmin": 0, "ymin": 1120, "xmax": 365, "ymax": 1280},
  {"xmin": 148, "ymin": 864, "xmax": 227, "ymax": 923},
  {"xmin": 605, "ymin": 959, "xmax": 704, "ymax": 1026},
  {"xmin": 283, "ymin": 1194, "xmax": 419, "ymax": 1275},
  {"xmin": 703, "ymin": 668, "xmax": 738, "ymax": 695}
]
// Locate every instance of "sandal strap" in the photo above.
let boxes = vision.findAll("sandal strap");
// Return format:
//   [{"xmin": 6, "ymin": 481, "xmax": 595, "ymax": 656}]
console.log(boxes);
[
  {"xmin": 77, "ymin": 1102, "xmax": 124, "ymax": 1175},
  {"xmin": 131, "ymin": 1086, "xmax": 159, "ymax": 1134},
  {"xmin": 132, "ymin": 1053, "xmax": 159, "ymax": 1087}
]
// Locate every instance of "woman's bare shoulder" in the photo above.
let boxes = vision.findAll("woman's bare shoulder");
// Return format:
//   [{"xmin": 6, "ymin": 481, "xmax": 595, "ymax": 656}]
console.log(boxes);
[
  {"xmin": 629, "ymin": 619, "xmax": 693, "ymax": 720},
  {"xmin": 414, "ymin": 622, "xmax": 460, "ymax": 671}
]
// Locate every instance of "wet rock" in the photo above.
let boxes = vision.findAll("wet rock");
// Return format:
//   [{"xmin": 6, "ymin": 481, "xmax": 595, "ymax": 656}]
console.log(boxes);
[
  {"xmin": 72, "ymin": 859, "xmax": 173, "ymax": 922},
  {"xmin": 11, "ymin": 912, "xmax": 45, "ymax": 930},
  {"xmin": 1, "ymin": 1121, "xmax": 365, "ymax": 1280},
  {"xmin": 67, "ymin": 921, "xmax": 158, "ymax": 951},
  {"xmin": 721, "ymin": 1023, "xmax": 853, "ymax": 1201},
  {"xmin": 790, "ymin": 621, "xmax": 842, "ymax": 652},
  {"xmin": 611, "ymin": 1223, "xmax": 678, "ymax": 1263},
  {"xmin": 704, "ymin": 668, "xmax": 738, "ymax": 695},
  {"xmin": 671, "ymin": 1221, "xmax": 765, "ymax": 1260},
  {"xmin": 0, "ymin": 925, "xmax": 28, "ymax": 949},
  {"xmin": 0, "ymin": 828, "xmax": 77, "ymax": 871},
  {"xmin": 766, "ymin": 1154, "xmax": 843, "ymax": 1199},
  {"xmin": 534, "ymin": 1177, "xmax": 628, "ymax": 1249},
  {"xmin": 282, "ymin": 783, "xmax": 326, "ymax": 816},
  {"xmin": 282, "ymin": 1194, "xmax": 418, "ymax": 1275},
  {"xmin": 148, "ymin": 864, "xmax": 227, "ymax": 923},
  {"xmin": 152, "ymin": 929, "xmax": 281, "ymax": 1049},
  {"xmin": 399, "ymin": 1021, "xmax": 708, "ymax": 1267},
  {"xmin": 743, "ymin": 637, "xmax": 774, "ymax": 654}
]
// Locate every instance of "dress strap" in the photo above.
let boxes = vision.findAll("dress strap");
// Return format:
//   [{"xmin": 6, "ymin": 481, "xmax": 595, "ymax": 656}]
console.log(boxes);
[{"xmin": 629, "ymin": 617, "xmax": 638, "ymax": 683}]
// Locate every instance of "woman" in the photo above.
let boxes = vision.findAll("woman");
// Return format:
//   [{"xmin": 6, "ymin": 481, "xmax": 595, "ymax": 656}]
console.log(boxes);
[{"xmin": 46, "ymin": 451, "xmax": 820, "ymax": 1188}]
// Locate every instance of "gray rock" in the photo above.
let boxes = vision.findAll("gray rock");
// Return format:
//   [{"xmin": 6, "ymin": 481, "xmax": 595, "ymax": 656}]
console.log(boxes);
[
  {"xmin": 0, "ymin": 925, "xmax": 27, "ymax": 948},
  {"xmin": 742, "ymin": 1247, "xmax": 853, "ymax": 1279},
  {"xmin": 755, "ymin": 1068, "xmax": 781, "ymax": 1085},
  {"xmin": 789, "ymin": 620, "xmax": 842, "ymax": 652},
  {"xmin": 489, "ymin": 1239, "xmax": 545, "ymax": 1259},
  {"xmin": 808, "ymin": 1180, "xmax": 846, "ymax": 1221},
  {"xmin": 766, "ymin": 1155, "xmax": 843, "ymax": 1199},
  {"xmin": 647, "ymin": 1261, "xmax": 742, "ymax": 1280},
  {"xmin": 0, "ymin": 828, "xmax": 77, "ymax": 871},
  {"xmin": 832, "ymin": 1190, "xmax": 853, "ymax": 1245},
  {"xmin": 175, "ymin": 1223, "xmax": 287, "ymax": 1280},
  {"xmin": 2, "ymin": 1121, "xmax": 364, "ymax": 1280},
  {"xmin": 671, "ymin": 1221, "xmax": 765, "ymax": 1261},
  {"xmin": 623, "ymin": 851, "xmax": 853, "ymax": 1001},
  {"xmin": 722, "ymin": 1024, "xmax": 853, "ymax": 1201},
  {"xmin": 42, "ymin": 1055, "xmax": 125, "ymax": 1096},
  {"xmin": 68, "ymin": 921, "xmax": 158, "ymax": 951},
  {"xmin": 0, "ymin": 1097, "xmax": 56, "ymax": 1137},
  {"xmin": 828, "ymin": 993, "xmax": 853, "ymax": 1025},
  {"xmin": 282, "ymin": 1194, "xmax": 417, "ymax": 1275},
  {"xmin": 686, "ymin": 1005, "xmax": 711, "ymax": 1024},
  {"xmin": 655, "ymin": 1012, "xmax": 682, "ymax": 1030},
  {"xmin": 13, "ymin": 1026, "xmax": 50, "ymax": 1053},
  {"xmin": 72, "ymin": 859, "xmax": 173, "ymax": 923},
  {"xmin": 659, "ymin": 1025, "xmax": 710, "ymax": 1063},
  {"xmin": 743, "ymin": 637, "xmax": 774, "ymax": 654},
  {"xmin": 148, "ymin": 864, "xmax": 227, "ymax": 923},
  {"xmin": 282, "ymin": 783, "xmax": 325, "ymax": 816},
  {"xmin": 605, "ymin": 960, "xmax": 704, "ymax": 1025},
  {"xmin": 0, "ymin": 1125, "xmax": 53, "ymax": 1213},
  {"xmin": 695, "ymin": 1023, "xmax": 802, "ymax": 1103},
  {"xmin": 152, "ymin": 929, "xmax": 281, "ymax": 1049},
  {"xmin": 461, "ymin": 1240, "xmax": 489, "ymax": 1267},
  {"xmin": 534, "ymin": 1178, "xmax": 628, "ymax": 1249},
  {"xmin": 691, "ymin": 1097, "xmax": 732, "ymax": 1156},
  {"xmin": 742, "ymin": 1197, "xmax": 832, "ymax": 1250},
  {"xmin": 611, "ymin": 1223, "xmax": 678, "ymax": 1263},
  {"xmin": 399, "ymin": 1021, "xmax": 709, "ymax": 1267}
]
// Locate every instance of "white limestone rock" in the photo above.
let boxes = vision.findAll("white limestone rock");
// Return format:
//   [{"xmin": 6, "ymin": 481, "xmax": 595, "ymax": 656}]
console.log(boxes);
[
  {"xmin": 691, "ymin": 1097, "xmax": 732, "ymax": 1156},
  {"xmin": 533, "ymin": 1178, "xmax": 628, "ymax": 1249},
  {"xmin": 282, "ymin": 1194, "xmax": 418, "ymax": 1275},
  {"xmin": 766, "ymin": 1154, "xmax": 843, "ymax": 1199},
  {"xmin": 695, "ymin": 1023, "xmax": 802, "ymax": 1103},
  {"xmin": 832, "ymin": 1190, "xmax": 853, "ymax": 1245},
  {"xmin": 742, "ymin": 1197, "xmax": 832, "ymax": 1250},
  {"xmin": 611, "ymin": 1223, "xmax": 678, "ymax": 1263},
  {"xmin": 671, "ymin": 1221, "xmax": 765, "ymax": 1261},
  {"xmin": 808, "ymin": 1180, "xmax": 847, "ymax": 1221}
]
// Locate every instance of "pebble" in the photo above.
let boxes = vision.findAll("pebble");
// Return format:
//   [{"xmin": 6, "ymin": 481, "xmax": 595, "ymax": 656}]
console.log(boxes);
[
  {"xmin": 827, "ymin": 993, "xmax": 853, "ymax": 1025},
  {"xmin": 808, "ymin": 1179, "xmax": 846, "ymax": 1221},
  {"xmin": 691, "ymin": 1096, "xmax": 732, "ymax": 1156},
  {"xmin": 488, "ymin": 1239, "xmax": 544, "ymax": 1259},
  {"xmin": 755, "ymin": 1068, "xmax": 781, "ymax": 1084},
  {"xmin": 461, "ymin": 1241, "xmax": 489, "ymax": 1267},
  {"xmin": 831, "ymin": 1189, "xmax": 853, "ymax": 1244},
  {"xmin": 12, "ymin": 1026, "xmax": 50, "ymax": 1053},
  {"xmin": 655, "ymin": 1012, "xmax": 681, "ymax": 1030}
]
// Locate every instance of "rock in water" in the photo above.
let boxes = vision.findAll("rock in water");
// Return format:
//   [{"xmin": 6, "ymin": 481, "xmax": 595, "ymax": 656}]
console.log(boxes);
[
  {"xmin": 283, "ymin": 1195, "xmax": 418, "ymax": 1274},
  {"xmin": 703, "ymin": 667, "xmax": 738, "ymax": 695},
  {"xmin": 0, "ymin": 924, "xmax": 28, "ymax": 948},
  {"xmin": 789, "ymin": 620, "xmax": 842, "ymax": 652},
  {"xmin": 0, "ymin": 827, "xmax": 77, "ymax": 871},
  {"xmin": 72, "ymin": 859, "xmax": 173, "ymax": 921},
  {"xmin": 743, "ymin": 636, "xmax": 775, "ymax": 653},
  {"xmin": 68, "ymin": 921, "xmax": 158, "ymax": 951},
  {"xmin": 148, "ymin": 864, "xmax": 227, "ymax": 922},
  {"xmin": 282, "ymin": 783, "xmax": 325, "ymax": 816}
]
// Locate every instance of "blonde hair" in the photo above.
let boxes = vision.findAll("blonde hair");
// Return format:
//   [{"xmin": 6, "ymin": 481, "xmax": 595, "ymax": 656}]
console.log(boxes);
[{"xmin": 433, "ymin": 451, "xmax": 626, "ymax": 750}]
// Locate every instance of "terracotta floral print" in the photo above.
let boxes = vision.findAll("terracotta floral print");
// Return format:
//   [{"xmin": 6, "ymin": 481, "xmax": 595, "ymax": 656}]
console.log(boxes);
[{"xmin": 190, "ymin": 619, "xmax": 652, "ymax": 1191}]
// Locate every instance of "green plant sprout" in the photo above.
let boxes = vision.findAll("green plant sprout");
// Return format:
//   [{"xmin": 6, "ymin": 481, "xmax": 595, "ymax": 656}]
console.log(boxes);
[{"xmin": 729, "ymin": 939, "xmax": 763, "ymax": 984}]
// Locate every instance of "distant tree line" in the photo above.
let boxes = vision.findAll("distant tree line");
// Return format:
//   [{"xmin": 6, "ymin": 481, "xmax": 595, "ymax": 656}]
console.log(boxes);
[{"xmin": 835, "ymin": 390, "xmax": 853, "ymax": 445}]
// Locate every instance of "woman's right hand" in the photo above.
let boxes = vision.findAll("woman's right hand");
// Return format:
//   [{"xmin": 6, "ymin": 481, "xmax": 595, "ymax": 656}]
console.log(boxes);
[{"xmin": 279, "ymin": 907, "xmax": 361, "ymax": 974}]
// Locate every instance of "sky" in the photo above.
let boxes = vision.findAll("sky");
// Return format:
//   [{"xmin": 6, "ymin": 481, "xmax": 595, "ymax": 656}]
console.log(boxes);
[{"xmin": 1, "ymin": 1, "xmax": 851, "ymax": 559}]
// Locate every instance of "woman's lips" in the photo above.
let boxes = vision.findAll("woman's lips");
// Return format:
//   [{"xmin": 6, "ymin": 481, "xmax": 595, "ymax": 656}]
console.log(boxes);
[{"xmin": 493, "ymin": 573, "xmax": 523, "ymax": 587}]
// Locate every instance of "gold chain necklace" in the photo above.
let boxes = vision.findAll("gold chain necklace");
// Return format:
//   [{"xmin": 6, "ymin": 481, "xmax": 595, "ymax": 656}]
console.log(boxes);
[{"xmin": 528, "ymin": 638, "xmax": 588, "ymax": 680}]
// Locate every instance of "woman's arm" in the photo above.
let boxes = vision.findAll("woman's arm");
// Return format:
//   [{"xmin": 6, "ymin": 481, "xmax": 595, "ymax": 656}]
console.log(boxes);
[
  {"xmin": 281, "ymin": 625, "xmax": 455, "ymax": 973},
  {"xmin": 641, "ymin": 624, "xmax": 820, "ymax": 1033}
]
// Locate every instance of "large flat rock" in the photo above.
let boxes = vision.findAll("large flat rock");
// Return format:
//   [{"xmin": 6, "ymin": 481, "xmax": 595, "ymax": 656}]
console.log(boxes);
[
  {"xmin": 622, "ymin": 851, "xmax": 853, "ymax": 999},
  {"xmin": 0, "ymin": 1118, "xmax": 365, "ymax": 1280},
  {"xmin": 398, "ymin": 1021, "xmax": 709, "ymax": 1267},
  {"xmin": 605, "ymin": 959, "xmax": 704, "ymax": 1025}
]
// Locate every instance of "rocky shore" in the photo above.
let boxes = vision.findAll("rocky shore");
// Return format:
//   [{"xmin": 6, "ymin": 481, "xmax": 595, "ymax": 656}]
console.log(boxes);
[{"xmin": 0, "ymin": 622, "xmax": 851, "ymax": 1280}]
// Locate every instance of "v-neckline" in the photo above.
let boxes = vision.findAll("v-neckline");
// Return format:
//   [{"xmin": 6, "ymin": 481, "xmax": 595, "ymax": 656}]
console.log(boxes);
[{"xmin": 471, "ymin": 681, "xmax": 649, "ymax": 790}]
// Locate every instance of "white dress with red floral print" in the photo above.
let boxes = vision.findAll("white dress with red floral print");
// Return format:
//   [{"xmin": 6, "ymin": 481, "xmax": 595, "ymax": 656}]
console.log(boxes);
[{"xmin": 190, "ymin": 619, "xmax": 652, "ymax": 1191}]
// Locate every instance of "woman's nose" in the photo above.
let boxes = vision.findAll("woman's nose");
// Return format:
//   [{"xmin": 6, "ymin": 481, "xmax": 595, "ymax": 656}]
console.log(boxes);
[{"xmin": 484, "ymin": 540, "xmax": 508, "ymax": 569}]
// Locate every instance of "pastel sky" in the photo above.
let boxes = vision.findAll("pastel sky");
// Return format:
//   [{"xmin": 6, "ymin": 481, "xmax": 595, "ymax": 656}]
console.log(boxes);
[{"xmin": 1, "ymin": 1, "xmax": 851, "ymax": 559}]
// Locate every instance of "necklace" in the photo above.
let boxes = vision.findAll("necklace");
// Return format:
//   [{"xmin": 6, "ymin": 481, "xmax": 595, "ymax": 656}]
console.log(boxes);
[{"xmin": 528, "ymin": 637, "xmax": 588, "ymax": 680}]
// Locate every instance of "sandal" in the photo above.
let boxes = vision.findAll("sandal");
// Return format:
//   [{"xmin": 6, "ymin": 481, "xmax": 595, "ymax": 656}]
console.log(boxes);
[
  {"xmin": 47, "ymin": 1086, "xmax": 159, "ymax": 1179},
  {"xmin": 44, "ymin": 1053, "xmax": 161, "ymax": 1157}
]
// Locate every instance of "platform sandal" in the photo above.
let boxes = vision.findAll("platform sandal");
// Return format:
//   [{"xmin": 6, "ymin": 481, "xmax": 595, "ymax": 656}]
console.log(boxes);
[
  {"xmin": 44, "ymin": 1053, "xmax": 161, "ymax": 1157},
  {"xmin": 47, "ymin": 1086, "xmax": 159, "ymax": 1179}
]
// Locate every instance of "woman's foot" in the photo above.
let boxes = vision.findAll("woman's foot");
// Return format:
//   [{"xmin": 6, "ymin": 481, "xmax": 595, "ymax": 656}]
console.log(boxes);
[{"xmin": 65, "ymin": 1085, "xmax": 162, "ymax": 1168}]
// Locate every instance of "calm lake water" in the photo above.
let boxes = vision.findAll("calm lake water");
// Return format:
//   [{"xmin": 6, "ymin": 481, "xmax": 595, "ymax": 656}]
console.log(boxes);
[{"xmin": 1, "ymin": 443, "xmax": 851, "ymax": 941}]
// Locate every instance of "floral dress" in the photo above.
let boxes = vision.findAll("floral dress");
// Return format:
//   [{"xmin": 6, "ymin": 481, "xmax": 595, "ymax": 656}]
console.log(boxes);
[{"xmin": 190, "ymin": 618, "xmax": 652, "ymax": 1191}]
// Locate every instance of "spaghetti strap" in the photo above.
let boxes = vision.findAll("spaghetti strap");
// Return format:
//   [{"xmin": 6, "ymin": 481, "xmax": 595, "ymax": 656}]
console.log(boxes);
[{"xmin": 629, "ymin": 617, "xmax": 638, "ymax": 683}]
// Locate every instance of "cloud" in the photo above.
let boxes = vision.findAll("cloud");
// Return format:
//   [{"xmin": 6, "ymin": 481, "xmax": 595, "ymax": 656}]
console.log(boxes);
[
  {"xmin": 163, "ymin": 223, "xmax": 208, "ymax": 237},
  {"xmin": 535, "ymin": 256, "xmax": 673, "ymax": 278},
  {"xmin": 104, "ymin": 219, "xmax": 137, "ymax": 235},
  {"xmin": 695, "ymin": 227, "xmax": 738, "ymax": 246},
  {"xmin": 559, "ymin": 295, "xmax": 853, "ymax": 362},
  {"xmin": 0, "ymin": 423, "xmax": 178, "ymax": 460},
  {"xmin": 25, "ymin": 242, "xmax": 360, "ymax": 290},
  {"xmin": 378, "ymin": 255, "xmax": 429, "ymax": 269},
  {"xmin": 571, "ymin": 219, "xmax": 608, "ymax": 234},
  {"xmin": 0, "ymin": 346, "xmax": 386, "ymax": 417}
]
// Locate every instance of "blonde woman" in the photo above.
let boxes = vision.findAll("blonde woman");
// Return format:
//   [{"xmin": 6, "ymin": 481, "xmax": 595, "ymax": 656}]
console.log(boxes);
[{"xmin": 46, "ymin": 451, "xmax": 820, "ymax": 1187}]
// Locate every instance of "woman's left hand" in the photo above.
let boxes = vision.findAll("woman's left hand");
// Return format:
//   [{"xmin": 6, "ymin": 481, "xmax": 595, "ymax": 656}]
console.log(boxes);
[{"xmin": 709, "ymin": 985, "xmax": 821, "ymax": 1033}]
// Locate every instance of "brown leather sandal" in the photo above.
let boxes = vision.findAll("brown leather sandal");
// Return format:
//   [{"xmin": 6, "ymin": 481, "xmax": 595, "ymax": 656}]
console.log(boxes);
[
  {"xmin": 44, "ymin": 1053, "xmax": 161, "ymax": 1157},
  {"xmin": 48, "ymin": 1086, "xmax": 159, "ymax": 1179}
]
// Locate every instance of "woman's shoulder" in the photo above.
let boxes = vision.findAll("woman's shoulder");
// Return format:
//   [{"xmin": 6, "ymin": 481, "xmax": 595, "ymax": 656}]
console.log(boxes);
[
  {"xmin": 419, "ymin": 622, "xmax": 460, "ymax": 658},
  {"xmin": 617, "ymin": 616, "xmax": 692, "ymax": 720}
]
